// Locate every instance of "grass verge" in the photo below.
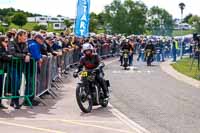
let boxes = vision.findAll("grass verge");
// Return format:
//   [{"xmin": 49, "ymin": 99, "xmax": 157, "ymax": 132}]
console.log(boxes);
[{"xmin": 171, "ymin": 57, "xmax": 200, "ymax": 80}]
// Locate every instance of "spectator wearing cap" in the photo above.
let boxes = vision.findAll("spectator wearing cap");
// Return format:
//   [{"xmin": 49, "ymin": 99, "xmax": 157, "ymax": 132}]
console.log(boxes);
[
  {"xmin": 23, "ymin": 34, "xmax": 46, "ymax": 106},
  {"xmin": 10, "ymin": 29, "xmax": 17, "ymax": 42},
  {"xmin": 44, "ymin": 35, "xmax": 59, "ymax": 56},
  {"xmin": 28, "ymin": 34, "xmax": 44, "ymax": 68},
  {"xmin": 51, "ymin": 37, "xmax": 63, "ymax": 52}
]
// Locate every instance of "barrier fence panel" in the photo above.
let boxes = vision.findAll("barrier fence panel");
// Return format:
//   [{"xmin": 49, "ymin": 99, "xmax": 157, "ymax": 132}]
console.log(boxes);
[
  {"xmin": 69, "ymin": 50, "xmax": 74, "ymax": 65},
  {"xmin": 73, "ymin": 48, "xmax": 81, "ymax": 64},
  {"xmin": 47, "ymin": 56, "xmax": 53, "ymax": 91},
  {"xmin": 51, "ymin": 56, "xmax": 58, "ymax": 81},
  {"xmin": 64, "ymin": 51, "xmax": 70, "ymax": 70},
  {"xmin": 73, "ymin": 49, "xmax": 77, "ymax": 64},
  {"xmin": 96, "ymin": 46, "xmax": 102, "ymax": 56},
  {"xmin": 36, "ymin": 56, "xmax": 50, "ymax": 97},
  {"xmin": 0, "ymin": 57, "xmax": 36, "ymax": 107}
]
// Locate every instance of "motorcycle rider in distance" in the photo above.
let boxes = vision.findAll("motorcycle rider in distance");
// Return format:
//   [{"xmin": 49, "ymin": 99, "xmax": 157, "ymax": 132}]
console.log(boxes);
[
  {"xmin": 73, "ymin": 43, "xmax": 109, "ymax": 98},
  {"xmin": 144, "ymin": 39, "xmax": 155, "ymax": 66},
  {"xmin": 120, "ymin": 38, "xmax": 133, "ymax": 66}
]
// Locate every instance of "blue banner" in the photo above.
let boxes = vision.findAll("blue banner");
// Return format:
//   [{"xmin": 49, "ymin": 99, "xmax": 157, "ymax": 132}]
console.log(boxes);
[{"xmin": 75, "ymin": 0, "xmax": 90, "ymax": 37}]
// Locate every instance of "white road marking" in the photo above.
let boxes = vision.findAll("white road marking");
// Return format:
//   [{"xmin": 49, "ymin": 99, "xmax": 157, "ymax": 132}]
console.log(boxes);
[
  {"xmin": 137, "ymin": 70, "xmax": 142, "ymax": 73},
  {"xmin": 129, "ymin": 66, "xmax": 138, "ymax": 70},
  {"xmin": 105, "ymin": 59, "xmax": 151, "ymax": 133},
  {"xmin": 0, "ymin": 120, "xmax": 66, "ymax": 133},
  {"xmin": 109, "ymin": 104, "xmax": 151, "ymax": 133},
  {"xmin": 61, "ymin": 120, "xmax": 133, "ymax": 133},
  {"xmin": 112, "ymin": 70, "xmax": 154, "ymax": 74}
]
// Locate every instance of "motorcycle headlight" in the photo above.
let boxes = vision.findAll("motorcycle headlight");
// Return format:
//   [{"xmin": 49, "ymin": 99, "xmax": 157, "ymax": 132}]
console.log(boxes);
[{"xmin": 88, "ymin": 75, "xmax": 96, "ymax": 81}]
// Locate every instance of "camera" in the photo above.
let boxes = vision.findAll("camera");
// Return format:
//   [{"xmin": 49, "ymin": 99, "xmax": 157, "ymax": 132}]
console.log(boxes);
[{"xmin": 192, "ymin": 33, "xmax": 200, "ymax": 57}]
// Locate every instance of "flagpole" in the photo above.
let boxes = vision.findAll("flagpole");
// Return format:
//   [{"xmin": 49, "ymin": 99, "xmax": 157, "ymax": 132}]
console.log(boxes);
[{"xmin": 73, "ymin": 0, "xmax": 78, "ymax": 35}]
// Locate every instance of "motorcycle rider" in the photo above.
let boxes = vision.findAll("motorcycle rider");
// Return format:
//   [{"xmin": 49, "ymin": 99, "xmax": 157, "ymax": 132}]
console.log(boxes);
[
  {"xmin": 73, "ymin": 43, "xmax": 109, "ymax": 98},
  {"xmin": 144, "ymin": 39, "xmax": 155, "ymax": 65},
  {"xmin": 120, "ymin": 38, "xmax": 133, "ymax": 66}
]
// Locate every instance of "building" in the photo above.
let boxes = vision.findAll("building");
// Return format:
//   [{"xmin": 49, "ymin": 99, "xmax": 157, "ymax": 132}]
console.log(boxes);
[
  {"xmin": 27, "ymin": 16, "xmax": 71, "ymax": 23},
  {"xmin": 35, "ymin": 16, "xmax": 48, "ymax": 23},
  {"xmin": 173, "ymin": 18, "xmax": 193, "ymax": 30},
  {"xmin": 53, "ymin": 23, "xmax": 66, "ymax": 30},
  {"xmin": 27, "ymin": 17, "xmax": 36, "ymax": 22}
]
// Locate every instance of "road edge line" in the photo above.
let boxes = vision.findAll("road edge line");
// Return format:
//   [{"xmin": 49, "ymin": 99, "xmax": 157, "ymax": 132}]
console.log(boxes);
[
  {"xmin": 109, "ymin": 104, "xmax": 151, "ymax": 133},
  {"xmin": 105, "ymin": 58, "xmax": 151, "ymax": 133}
]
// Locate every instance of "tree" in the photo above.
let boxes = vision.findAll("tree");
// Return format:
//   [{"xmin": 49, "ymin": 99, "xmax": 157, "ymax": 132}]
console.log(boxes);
[
  {"xmin": 89, "ymin": 12, "xmax": 99, "ymax": 32},
  {"xmin": 189, "ymin": 15, "xmax": 200, "ymax": 32},
  {"xmin": 97, "ymin": 12, "xmax": 107, "ymax": 26},
  {"xmin": 147, "ymin": 6, "xmax": 174, "ymax": 36},
  {"xmin": 123, "ymin": 0, "xmax": 147, "ymax": 34},
  {"xmin": 57, "ymin": 15, "xmax": 63, "ymax": 17},
  {"xmin": 103, "ymin": 0, "xmax": 147, "ymax": 35},
  {"xmin": 183, "ymin": 14, "xmax": 193, "ymax": 23},
  {"xmin": 64, "ymin": 19, "xmax": 73, "ymax": 28},
  {"xmin": 0, "ymin": 8, "xmax": 40, "ymax": 17},
  {"xmin": 0, "ymin": 25, "xmax": 6, "ymax": 33},
  {"xmin": 4, "ymin": 16, "xmax": 11, "ymax": 26},
  {"xmin": 12, "ymin": 13, "xmax": 27, "ymax": 27},
  {"xmin": 33, "ymin": 25, "xmax": 47, "ymax": 31}
]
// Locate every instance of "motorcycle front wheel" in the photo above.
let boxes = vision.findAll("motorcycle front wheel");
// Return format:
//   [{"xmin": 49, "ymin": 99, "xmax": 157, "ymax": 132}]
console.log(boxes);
[
  {"xmin": 101, "ymin": 99, "xmax": 109, "ymax": 107},
  {"xmin": 76, "ymin": 85, "xmax": 93, "ymax": 113},
  {"xmin": 147, "ymin": 57, "xmax": 152, "ymax": 66},
  {"xmin": 124, "ymin": 58, "xmax": 128, "ymax": 70}
]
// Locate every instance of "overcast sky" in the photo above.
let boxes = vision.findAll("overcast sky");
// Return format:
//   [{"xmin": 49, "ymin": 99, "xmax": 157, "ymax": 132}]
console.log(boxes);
[{"xmin": 0, "ymin": 0, "xmax": 199, "ymax": 19}]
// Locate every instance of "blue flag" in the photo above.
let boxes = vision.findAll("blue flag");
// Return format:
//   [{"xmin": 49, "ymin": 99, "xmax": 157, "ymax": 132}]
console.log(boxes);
[{"xmin": 75, "ymin": 0, "xmax": 90, "ymax": 37}]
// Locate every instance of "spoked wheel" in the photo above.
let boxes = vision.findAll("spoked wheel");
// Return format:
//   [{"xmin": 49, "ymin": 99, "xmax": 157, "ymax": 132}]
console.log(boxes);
[
  {"xmin": 124, "ymin": 66, "xmax": 127, "ymax": 70},
  {"xmin": 147, "ymin": 57, "xmax": 152, "ymax": 66},
  {"xmin": 124, "ymin": 58, "xmax": 128, "ymax": 70},
  {"xmin": 76, "ymin": 85, "xmax": 93, "ymax": 113}
]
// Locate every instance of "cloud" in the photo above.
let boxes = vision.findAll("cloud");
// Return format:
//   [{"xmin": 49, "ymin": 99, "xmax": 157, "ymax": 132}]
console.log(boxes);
[{"xmin": 0, "ymin": 0, "xmax": 113, "ymax": 18}]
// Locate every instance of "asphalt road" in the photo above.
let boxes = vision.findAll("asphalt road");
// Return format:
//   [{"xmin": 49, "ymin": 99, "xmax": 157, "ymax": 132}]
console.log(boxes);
[
  {"xmin": 106, "ymin": 60, "xmax": 200, "ymax": 133},
  {"xmin": 1, "ymin": 58, "xmax": 200, "ymax": 133}
]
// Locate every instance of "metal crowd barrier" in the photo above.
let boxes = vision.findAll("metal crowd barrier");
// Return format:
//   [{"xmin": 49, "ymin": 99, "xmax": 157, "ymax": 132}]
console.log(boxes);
[
  {"xmin": 100, "ymin": 44, "xmax": 113, "ymax": 58},
  {"xmin": 36, "ymin": 56, "xmax": 50, "ymax": 97},
  {"xmin": 63, "ymin": 51, "xmax": 71, "ymax": 70},
  {"xmin": 73, "ymin": 48, "xmax": 80, "ymax": 64},
  {"xmin": 0, "ymin": 44, "xmax": 120, "ymax": 108},
  {"xmin": 0, "ymin": 57, "xmax": 36, "ymax": 107},
  {"xmin": 35, "ymin": 55, "xmax": 58, "ymax": 104}
]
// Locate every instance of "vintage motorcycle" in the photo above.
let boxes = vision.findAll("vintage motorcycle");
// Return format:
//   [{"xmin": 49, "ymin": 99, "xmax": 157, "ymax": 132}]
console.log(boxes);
[{"xmin": 74, "ymin": 63, "xmax": 110, "ymax": 113}]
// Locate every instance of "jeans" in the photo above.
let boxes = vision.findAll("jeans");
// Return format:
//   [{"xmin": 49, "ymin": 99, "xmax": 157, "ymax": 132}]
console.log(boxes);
[
  {"xmin": 129, "ymin": 54, "xmax": 133, "ymax": 66},
  {"xmin": 10, "ymin": 68, "xmax": 21, "ymax": 106},
  {"xmin": 172, "ymin": 50, "xmax": 177, "ymax": 62},
  {"xmin": 137, "ymin": 52, "xmax": 144, "ymax": 61},
  {"xmin": 156, "ymin": 53, "xmax": 161, "ymax": 62},
  {"xmin": 161, "ymin": 51, "xmax": 165, "ymax": 61}
]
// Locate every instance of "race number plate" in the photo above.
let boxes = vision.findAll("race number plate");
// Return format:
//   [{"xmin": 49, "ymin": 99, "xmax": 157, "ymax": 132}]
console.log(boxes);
[{"xmin": 80, "ymin": 71, "xmax": 88, "ymax": 77}]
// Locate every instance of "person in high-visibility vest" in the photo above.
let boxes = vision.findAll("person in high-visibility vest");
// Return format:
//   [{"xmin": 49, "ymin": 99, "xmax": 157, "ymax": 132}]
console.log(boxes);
[{"xmin": 175, "ymin": 40, "xmax": 179, "ymax": 50}]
